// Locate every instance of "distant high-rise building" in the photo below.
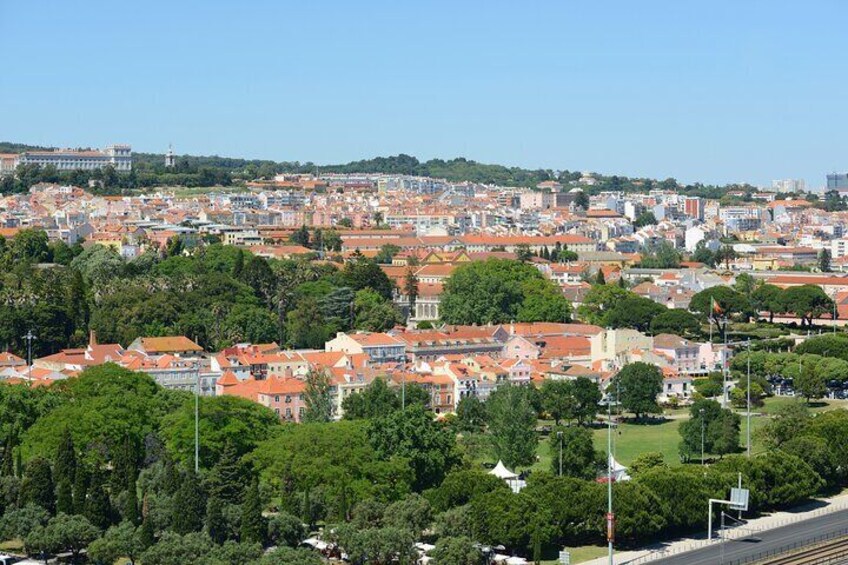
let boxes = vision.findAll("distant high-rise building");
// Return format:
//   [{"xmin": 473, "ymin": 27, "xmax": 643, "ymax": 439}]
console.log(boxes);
[
  {"xmin": 165, "ymin": 144, "xmax": 176, "ymax": 168},
  {"xmin": 683, "ymin": 196, "xmax": 704, "ymax": 220},
  {"xmin": 771, "ymin": 179, "xmax": 806, "ymax": 193},
  {"xmin": 827, "ymin": 173, "xmax": 848, "ymax": 191}
]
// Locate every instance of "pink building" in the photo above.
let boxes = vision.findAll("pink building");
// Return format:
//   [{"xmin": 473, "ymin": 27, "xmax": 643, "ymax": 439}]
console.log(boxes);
[{"xmin": 217, "ymin": 374, "xmax": 307, "ymax": 422}]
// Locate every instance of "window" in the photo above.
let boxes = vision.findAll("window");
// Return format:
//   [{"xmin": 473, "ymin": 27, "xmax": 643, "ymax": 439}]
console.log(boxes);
[
  {"xmin": 285, "ymin": 395, "xmax": 291, "ymax": 403},
  {"xmin": 285, "ymin": 408, "xmax": 291, "ymax": 418},
  {"xmin": 275, "ymin": 395, "xmax": 280, "ymax": 402}
]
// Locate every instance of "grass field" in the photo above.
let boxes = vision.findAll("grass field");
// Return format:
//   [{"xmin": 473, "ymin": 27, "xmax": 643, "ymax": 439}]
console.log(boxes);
[
  {"xmin": 535, "ymin": 397, "xmax": 848, "ymax": 471},
  {"xmin": 541, "ymin": 544, "xmax": 608, "ymax": 564}
]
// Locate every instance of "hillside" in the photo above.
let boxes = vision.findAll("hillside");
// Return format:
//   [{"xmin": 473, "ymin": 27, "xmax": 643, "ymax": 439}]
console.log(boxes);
[{"xmin": 1, "ymin": 142, "xmax": 757, "ymax": 197}]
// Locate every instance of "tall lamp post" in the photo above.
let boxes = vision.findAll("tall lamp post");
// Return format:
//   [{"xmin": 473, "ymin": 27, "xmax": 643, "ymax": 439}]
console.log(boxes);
[
  {"xmin": 607, "ymin": 388, "xmax": 614, "ymax": 565},
  {"xmin": 700, "ymin": 408, "xmax": 706, "ymax": 466},
  {"xmin": 22, "ymin": 330, "xmax": 36, "ymax": 383},
  {"xmin": 746, "ymin": 339, "xmax": 751, "ymax": 458},
  {"xmin": 722, "ymin": 317, "xmax": 729, "ymax": 407},
  {"xmin": 557, "ymin": 431, "xmax": 563, "ymax": 477},
  {"xmin": 194, "ymin": 361, "xmax": 200, "ymax": 473}
]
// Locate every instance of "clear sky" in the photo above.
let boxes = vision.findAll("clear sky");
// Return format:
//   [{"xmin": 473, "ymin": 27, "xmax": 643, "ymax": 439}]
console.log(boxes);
[{"xmin": 2, "ymin": 0, "xmax": 847, "ymax": 187}]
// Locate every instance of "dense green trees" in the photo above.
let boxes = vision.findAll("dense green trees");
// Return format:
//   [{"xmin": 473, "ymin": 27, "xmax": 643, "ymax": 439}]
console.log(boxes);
[
  {"xmin": 549, "ymin": 426, "xmax": 602, "ymax": 479},
  {"xmin": 341, "ymin": 377, "xmax": 434, "ymax": 420},
  {"xmin": 0, "ymin": 236, "xmax": 406, "ymax": 357},
  {"xmin": 251, "ymin": 421, "xmax": 414, "ymax": 523},
  {"xmin": 783, "ymin": 285, "xmax": 834, "ymax": 327},
  {"xmin": 485, "ymin": 385, "xmax": 538, "ymax": 468},
  {"xmin": 649, "ymin": 309, "xmax": 701, "ymax": 337},
  {"xmin": 638, "ymin": 241, "xmax": 681, "ymax": 269},
  {"xmin": 604, "ymin": 296, "xmax": 666, "ymax": 333},
  {"xmin": 1, "ymin": 358, "xmax": 843, "ymax": 563},
  {"xmin": 611, "ymin": 362, "xmax": 663, "ymax": 420},
  {"xmin": 441, "ymin": 259, "xmax": 570, "ymax": 325},
  {"xmin": 160, "ymin": 395, "xmax": 278, "ymax": 468},
  {"xmin": 540, "ymin": 378, "xmax": 600, "ymax": 425},
  {"xmin": 678, "ymin": 399, "xmax": 741, "ymax": 462},
  {"xmin": 576, "ymin": 284, "xmax": 632, "ymax": 326},
  {"xmin": 368, "ymin": 405, "xmax": 459, "ymax": 491},
  {"xmin": 301, "ymin": 370, "xmax": 335, "ymax": 423},
  {"xmin": 430, "ymin": 535, "xmax": 483, "ymax": 564},
  {"xmin": 689, "ymin": 286, "xmax": 749, "ymax": 321}
]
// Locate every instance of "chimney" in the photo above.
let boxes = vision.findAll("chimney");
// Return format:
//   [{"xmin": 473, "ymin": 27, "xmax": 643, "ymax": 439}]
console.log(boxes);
[{"xmin": 89, "ymin": 330, "xmax": 97, "ymax": 347}]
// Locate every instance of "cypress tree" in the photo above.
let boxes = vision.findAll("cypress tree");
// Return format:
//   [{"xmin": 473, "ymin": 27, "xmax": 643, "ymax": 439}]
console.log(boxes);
[
  {"xmin": 73, "ymin": 463, "xmax": 89, "ymax": 515},
  {"xmin": 302, "ymin": 486, "xmax": 312, "ymax": 529},
  {"xmin": 111, "ymin": 435, "xmax": 138, "ymax": 493},
  {"xmin": 56, "ymin": 477, "xmax": 74, "ymax": 515},
  {"xmin": 54, "ymin": 427, "xmax": 77, "ymax": 485},
  {"xmin": 240, "ymin": 476, "xmax": 264, "ymax": 544},
  {"xmin": 20, "ymin": 457, "xmax": 55, "ymax": 513},
  {"xmin": 85, "ymin": 467, "xmax": 114, "ymax": 530},
  {"xmin": 532, "ymin": 526, "xmax": 542, "ymax": 564},
  {"xmin": 163, "ymin": 457, "xmax": 180, "ymax": 496},
  {"xmin": 172, "ymin": 471, "xmax": 205, "ymax": 534},
  {"xmin": 232, "ymin": 249, "xmax": 244, "ymax": 278},
  {"xmin": 206, "ymin": 441, "xmax": 244, "ymax": 504},
  {"xmin": 14, "ymin": 448, "xmax": 22, "ymax": 478},
  {"xmin": 596, "ymin": 269, "xmax": 606, "ymax": 285},
  {"xmin": 139, "ymin": 514, "xmax": 155, "ymax": 549},
  {"xmin": 206, "ymin": 496, "xmax": 227, "ymax": 544},
  {"xmin": 338, "ymin": 482, "xmax": 349, "ymax": 522},
  {"xmin": 1, "ymin": 434, "xmax": 15, "ymax": 476},
  {"xmin": 123, "ymin": 474, "xmax": 139, "ymax": 525}
]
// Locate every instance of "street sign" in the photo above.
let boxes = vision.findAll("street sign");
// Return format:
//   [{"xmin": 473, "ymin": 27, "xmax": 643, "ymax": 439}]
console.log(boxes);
[
  {"xmin": 730, "ymin": 488, "xmax": 749, "ymax": 511},
  {"xmin": 606, "ymin": 512, "xmax": 615, "ymax": 542},
  {"xmin": 559, "ymin": 550, "xmax": 570, "ymax": 565}
]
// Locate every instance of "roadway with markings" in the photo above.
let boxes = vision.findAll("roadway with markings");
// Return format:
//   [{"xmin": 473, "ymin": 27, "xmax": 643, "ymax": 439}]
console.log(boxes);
[{"xmin": 651, "ymin": 508, "xmax": 848, "ymax": 565}]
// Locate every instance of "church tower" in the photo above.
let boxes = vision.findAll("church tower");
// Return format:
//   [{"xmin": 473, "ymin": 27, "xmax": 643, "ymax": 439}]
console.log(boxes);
[{"xmin": 165, "ymin": 144, "xmax": 176, "ymax": 168}]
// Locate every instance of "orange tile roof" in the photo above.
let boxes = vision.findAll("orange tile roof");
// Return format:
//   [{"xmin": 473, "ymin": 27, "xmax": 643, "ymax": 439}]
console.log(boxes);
[
  {"xmin": 138, "ymin": 336, "xmax": 202, "ymax": 353},
  {"xmin": 217, "ymin": 371, "xmax": 240, "ymax": 386},
  {"xmin": 349, "ymin": 333, "xmax": 404, "ymax": 347}
]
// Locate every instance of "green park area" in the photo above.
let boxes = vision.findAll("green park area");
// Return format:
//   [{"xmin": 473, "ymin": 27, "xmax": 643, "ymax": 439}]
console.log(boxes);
[
  {"xmin": 536, "ymin": 396, "xmax": 848, "ymax": 563},
  {"xmin": 577, "ymin": 397, "xmax": 848, "ymax": 467}
]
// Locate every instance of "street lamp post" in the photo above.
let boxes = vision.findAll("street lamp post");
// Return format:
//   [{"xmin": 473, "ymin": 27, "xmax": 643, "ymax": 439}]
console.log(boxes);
[
  {"xmin": 557, "ymin": 431, "xmax": 563, "ymax": 477},
  {"xmin": 746, "ymin": 339, "xmax": 751, "ymax": 458},
  {"xmin": 700, "ymin": 408, "xmax": 706, "ymax": 466},
  {"xmin": 722, "ymin": 317, "xmax": 729, "ymax": 408},
  {"xmin": 22, "ymin": 330, "xmax": 36, "ymax": 383},
  {"xmin": 607, "ymin": 391, "xmax": 614, "ymax": 565},
  {"xmin": 195, "ymin": 362, "xmax": 200, "ymax": 474}
]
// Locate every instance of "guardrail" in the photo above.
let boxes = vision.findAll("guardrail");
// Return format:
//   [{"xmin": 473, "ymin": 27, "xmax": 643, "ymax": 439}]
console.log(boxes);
[
  {"xmin": 724, "ymin": 528, "xmax": 848, "ymax": 565},
  {"xmin": 625, "ymin": 498, "xmax": 848, "ymax": 565}
]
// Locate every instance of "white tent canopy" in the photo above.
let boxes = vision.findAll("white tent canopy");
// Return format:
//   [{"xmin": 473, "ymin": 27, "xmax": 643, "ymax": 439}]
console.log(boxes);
[
  {"xmin": 489, "ymin": 460, "xmax": 519, "ymax": 480},
  {"xmin": 608, "ymin": 455, "xmax": 631, "ymax": 481}
]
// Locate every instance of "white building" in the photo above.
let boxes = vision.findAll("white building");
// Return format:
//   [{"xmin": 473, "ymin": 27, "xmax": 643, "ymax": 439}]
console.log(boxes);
[
  {"xmin": 771, "ymin": 179, "xmax": 806, "ymax": 193},
  {"xmin": 16, "ymin": 145, "xmax": 132, "ymax": 172},
  {"xmin": 832, "ymin": 239, "xmax": 848, "ymax": 259}
]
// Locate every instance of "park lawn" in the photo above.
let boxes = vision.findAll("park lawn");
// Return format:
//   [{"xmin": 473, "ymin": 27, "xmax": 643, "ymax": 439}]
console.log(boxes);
[
  {"xmin": 519, "ymin": 397, "xmax": 848, "ymax": 474},
  {"xmin": 0, "ymin": 539, "xmax": 23, "ymax": 552},
  {"xmin": 591, "ymin": 418, "xmax": 683, "ymax": 467},
  {"xmin": 541, "ymin": 544, "xmax": 608, "ymax": 564},
  {"xmin": 757, "ymin": 396, "xmax": 848, "ymax": 415},
  {"xmin": 536, "ymin": 417, "xmax": 684, "ymax": 471}
]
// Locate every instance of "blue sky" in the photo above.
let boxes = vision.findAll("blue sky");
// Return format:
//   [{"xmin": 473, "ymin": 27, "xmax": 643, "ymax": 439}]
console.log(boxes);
[{"xmin": 2, "ymin": 0, "xmax": 847, "ymax": 187}]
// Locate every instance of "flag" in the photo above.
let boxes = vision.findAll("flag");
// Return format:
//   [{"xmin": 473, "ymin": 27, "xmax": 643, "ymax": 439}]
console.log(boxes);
[{"xmin": 711, "ymin": 297, "xmax": 723, "ymax": 315}]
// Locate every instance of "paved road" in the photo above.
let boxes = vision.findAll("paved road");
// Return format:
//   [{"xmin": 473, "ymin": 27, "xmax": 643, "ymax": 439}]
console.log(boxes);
[{"xmin": 650, "ymin": 508, "xmax": 848, "ymax": 565}]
